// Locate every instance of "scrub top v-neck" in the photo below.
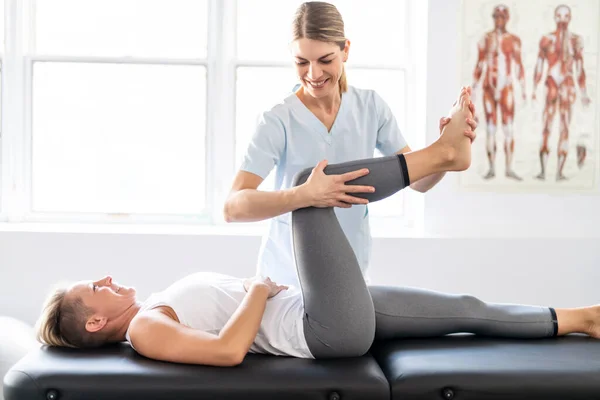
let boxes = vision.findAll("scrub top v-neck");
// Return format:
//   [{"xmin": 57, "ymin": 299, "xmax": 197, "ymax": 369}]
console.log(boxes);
[
  {"xmin": 240, "ymin": 85, "xmax": 407, "ymax": 288},
  {"xmin": 287, "ymin": 88, "xmax": 349, "ymax": 144}
]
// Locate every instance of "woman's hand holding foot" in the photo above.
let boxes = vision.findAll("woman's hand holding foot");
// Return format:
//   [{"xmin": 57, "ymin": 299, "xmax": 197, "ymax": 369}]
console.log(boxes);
[
  {"xmin": 439, "ymin": 95, "xmax": 478, "ymax": 143},
  {"xmin": 436, "ymin": 87, "xmax": 475, "ymax": 171}
]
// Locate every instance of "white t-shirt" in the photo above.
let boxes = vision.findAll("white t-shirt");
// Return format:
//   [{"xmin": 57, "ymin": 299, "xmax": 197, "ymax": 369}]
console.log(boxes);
[
  {"xmin": 240, "ymin": 85, "xmax": 407, "ymax": 288},
  {"xmin": 126, "ymin": 272, "xmax": 313, "ymax": 359}
]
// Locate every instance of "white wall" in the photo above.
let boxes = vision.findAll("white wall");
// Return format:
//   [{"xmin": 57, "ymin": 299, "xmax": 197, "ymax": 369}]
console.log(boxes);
[{"xmin": 1, "ymin": 0, "xmax": 599, "ymax": 330}]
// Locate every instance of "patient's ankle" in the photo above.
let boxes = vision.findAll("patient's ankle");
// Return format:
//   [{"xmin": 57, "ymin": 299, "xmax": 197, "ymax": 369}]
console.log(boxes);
[
  {"xmin": 431, "ymin": 142, "xmax": 457, "ymax": 169},
  {"xmin": 442, "ymin": 145, "xmax": 457, "ymax": 165}
]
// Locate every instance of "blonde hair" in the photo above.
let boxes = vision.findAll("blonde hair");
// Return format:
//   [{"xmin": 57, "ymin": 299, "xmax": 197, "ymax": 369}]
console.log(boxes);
[
  {"xmin": 292, "ymin": 1, "xmax": 348, "ymax": 93},
  {"xmin": 35, "ymin": 284, "xmax": 106, "ymax": 348}
]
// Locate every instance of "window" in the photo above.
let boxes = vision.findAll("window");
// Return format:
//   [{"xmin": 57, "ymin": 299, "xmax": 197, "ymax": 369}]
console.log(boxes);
[
  {"xmin": 1, "ymin": 0, "xmax": 423, "ymax": 233},
  {"xmin": 2, "ymin": 0, "xmax": 209, "ymax": 222}
]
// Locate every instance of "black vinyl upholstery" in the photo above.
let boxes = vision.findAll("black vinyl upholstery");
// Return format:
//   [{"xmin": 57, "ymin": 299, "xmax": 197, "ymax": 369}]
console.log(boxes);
[
  {"xmin": 5, "ymin": 335, "xmax": 600, "ymax": 400},
  {"xmin": 371, "ymin": 334, "xmax": 600, "ymax": 400},
  {"xmin": 3, "ymin": 342, "xmax": 390, "ymax": 400}
]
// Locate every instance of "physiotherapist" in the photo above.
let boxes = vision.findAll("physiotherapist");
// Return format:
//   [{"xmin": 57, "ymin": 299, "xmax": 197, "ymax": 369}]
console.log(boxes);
[{"xmin": 223, "ymin": 1, "xmax": 477, "ymax": 287}]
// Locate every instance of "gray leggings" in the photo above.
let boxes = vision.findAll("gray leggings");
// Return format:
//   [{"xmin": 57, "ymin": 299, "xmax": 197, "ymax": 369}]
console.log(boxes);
[{"xmin": 291, "ymin": 154, "xmax": 557, "ymax": 359}]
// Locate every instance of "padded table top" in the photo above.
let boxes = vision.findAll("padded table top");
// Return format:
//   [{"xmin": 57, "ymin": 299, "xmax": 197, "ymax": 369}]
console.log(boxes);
[
  {"xmin": 371, "ymin": 334, "xmax": 600, "ymax": 400},
  {"xmin": 6, "ymin": 335, "xmax": 600, "ymax": 400},
  {"xmin": 4, "ymin": 342, "xmax": 390, "ymax": 400}
]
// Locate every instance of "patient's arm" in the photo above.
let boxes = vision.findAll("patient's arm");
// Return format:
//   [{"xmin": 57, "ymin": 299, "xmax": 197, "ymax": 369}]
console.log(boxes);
[{"xmin": 128, "ymin": 282, "xmax": 270, "ymax": 366}]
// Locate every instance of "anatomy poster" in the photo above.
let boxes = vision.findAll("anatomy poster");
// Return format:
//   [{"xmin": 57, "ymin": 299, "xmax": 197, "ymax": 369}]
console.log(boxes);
[{"xmin": 458, "ymin": 0, "xmax": 600, "ymax": 192}]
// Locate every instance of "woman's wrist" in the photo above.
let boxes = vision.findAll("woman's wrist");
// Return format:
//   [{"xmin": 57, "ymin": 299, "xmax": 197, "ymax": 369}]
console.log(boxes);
[
  {"xmin": 249, "ymin": 281, "xmax": 269, "ymax": 293},
  {"xmin": 289, "ymin": 184, "xmax": 312, "ymax": 209}
]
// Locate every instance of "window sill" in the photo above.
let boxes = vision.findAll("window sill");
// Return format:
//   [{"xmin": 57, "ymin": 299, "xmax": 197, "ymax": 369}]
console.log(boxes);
[
  {"xmin": 0, "ymin": 221, "xmax": 269, "ymax": 237},
  {"xmin": 0, "ymin": 219, "xmax": 423, "ymax": 238}
]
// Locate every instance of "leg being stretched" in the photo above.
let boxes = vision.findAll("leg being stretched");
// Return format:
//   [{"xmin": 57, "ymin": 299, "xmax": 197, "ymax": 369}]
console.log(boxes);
[
  {"xmin": 291, "ymin": 155, "xmax": 410, "ymax": 359},
  {"xmin": 291, "ymin": 88, "xmax": 474, "ymax": 359},
  {"xmin": 292, "ymin": 90, "xmax": 471, "ymax": 358}
]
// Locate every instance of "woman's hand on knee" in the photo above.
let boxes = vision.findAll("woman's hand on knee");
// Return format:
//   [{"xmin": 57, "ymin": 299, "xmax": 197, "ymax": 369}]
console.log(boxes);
[{"xmin": 297, "ymin": 160, "xmax": 375, "ymax": 208}]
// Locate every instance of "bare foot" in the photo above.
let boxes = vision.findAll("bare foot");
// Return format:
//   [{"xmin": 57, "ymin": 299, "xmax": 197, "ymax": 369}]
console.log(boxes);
[
  {"xmin": 585, "ymin": 305, "xmax": 600, "ymax": 338},
  {"xmin": 437, "ymin": 87, "xmax": 473, "ymax": 171},
  {"xmin": 535, "ymin": 172, "xmax": 545, "ymax": 180},
  {"xmin": 556, "ymin": 174, "xmax": 568, "ymax": 181}
]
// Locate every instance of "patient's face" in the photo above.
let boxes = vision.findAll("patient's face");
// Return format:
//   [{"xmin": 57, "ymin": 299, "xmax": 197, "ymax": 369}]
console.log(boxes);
[{"xmin": 69, "ymin": 275, "xmax": 137, "ymax": 318}]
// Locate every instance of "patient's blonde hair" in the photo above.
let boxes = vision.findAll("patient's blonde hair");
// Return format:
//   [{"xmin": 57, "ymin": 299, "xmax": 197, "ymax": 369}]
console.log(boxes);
[{"xmin": 35, "ymin": 284, "xmax": 105, "ymax": 348}]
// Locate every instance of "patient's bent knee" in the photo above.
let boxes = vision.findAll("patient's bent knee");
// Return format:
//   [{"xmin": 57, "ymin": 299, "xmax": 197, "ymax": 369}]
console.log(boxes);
[{"xmin": 292, "ymin": 166, "xmax": 313, "ymax": 187}]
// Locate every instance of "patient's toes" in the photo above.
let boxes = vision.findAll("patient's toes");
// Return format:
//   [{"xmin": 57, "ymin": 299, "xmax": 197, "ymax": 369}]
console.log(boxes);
[{"xmin": 461, "ymin": 93, "xmax": 471, "ymax": 111}]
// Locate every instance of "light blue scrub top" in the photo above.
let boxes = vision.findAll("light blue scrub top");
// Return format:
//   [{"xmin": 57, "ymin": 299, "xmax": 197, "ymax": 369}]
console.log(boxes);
[{"xmin": 240, "ymin": 85, "xmax": 407, "ymax": 287}]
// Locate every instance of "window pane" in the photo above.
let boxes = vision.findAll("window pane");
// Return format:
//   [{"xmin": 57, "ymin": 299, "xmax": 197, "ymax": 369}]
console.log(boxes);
[
  {"xmin": 237, "ymin": 0, "xmax": 304, "ymax": 62},
  {"xmin": 332, "ymin": 0, "xmax": 407, "ymax": 66},
  {"xmin": 347, "ymin": 68, "xmax": 406, "ymax": 217},
  {"xmin": 237, "ymin": 0, "xmax": 406, "ymax": 64},
  {"xmin": 235, "ymin": 66, "xmax": 298, "ymax": 190},
  {"xmin": 32, "ymin": 62, "xmax": 206, "ymax": 214},
  {"xmin": 35, "ymin": 0, "xmax": 208, "ymax": 58}
]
